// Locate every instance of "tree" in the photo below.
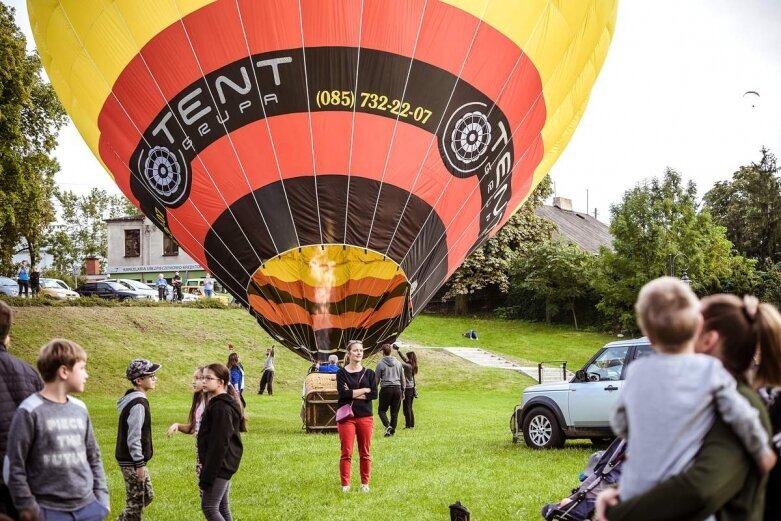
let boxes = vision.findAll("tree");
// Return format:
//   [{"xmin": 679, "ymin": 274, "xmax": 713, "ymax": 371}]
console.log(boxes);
[
  {"xmin": 46, "ymin": 188, "xmax": 138, "ymax": 273},
  {"xmin": 510, "ymin": 240, "xmax": 597, "ymax": 328},
  {"xmin": 0, "ymin": 4, "xmax": 67, "ymax": 272},
  {"xmin": 703, "ymin": 148, "xmax": 781, "ymax": 262},
  {"xmin": 595, "ymin": 168, "xmax": 754, "ymax": 331},
  {"xmin": 443, "ymin": 176, "xmax": 556, "ymax": 313}
]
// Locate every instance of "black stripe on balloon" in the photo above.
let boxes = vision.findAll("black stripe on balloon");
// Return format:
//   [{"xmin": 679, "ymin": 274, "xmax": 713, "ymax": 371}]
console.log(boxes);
[
  {"xmin": 247, "ymin": 280, "xmax": 409, "ymax": 315},
  {"xmin": 248, "ymin": 316, "xmax": 407, "ymax": 362},
  {"xmin": 203, "ymin": 175, "xmax": 448, "ymax": 331},
  {"xmin": 129, "ymin": 46, "xmax": 512, "ymax": 241}
]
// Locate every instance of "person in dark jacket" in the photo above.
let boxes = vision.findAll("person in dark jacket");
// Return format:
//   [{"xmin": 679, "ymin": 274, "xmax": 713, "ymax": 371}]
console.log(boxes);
[
  {"xmin": 375, "ymin": 343, "xmax": 406, "ymax": 437},
  {"xmin": 336, "ymin": 340, "xmax": 377, "ymax": 492},
  {"xmin": 28, "ymin": 267, "xmax": 40, "ymax": 299},
  {"xmin": 198, "ymin": 363, "xmax": 243, "ymax": 521},
  {"xmin": 0, "ymin": 301, "xmax": 43, "ymax": 519},
  {"xmin": 116, "ymin": 359, "xmax": 160, "ymax": 521}
]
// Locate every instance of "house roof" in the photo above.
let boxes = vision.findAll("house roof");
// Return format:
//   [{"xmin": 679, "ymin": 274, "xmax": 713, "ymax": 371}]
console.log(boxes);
[
  {"xmin": 535, "ymin": 205, "xmax": 613, "ymax": 253},
  {"xmin": 104, "ymin": 215, "xmax": 144, "ymax": 223}
]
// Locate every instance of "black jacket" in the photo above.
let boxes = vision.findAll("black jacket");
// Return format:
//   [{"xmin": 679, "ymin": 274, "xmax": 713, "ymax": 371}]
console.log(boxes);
[
  {"xmin": 197, "ymin": 393, "xmax": 243, "ymax": 488},
  {"xmin": 0, "ymin": 344, "xmax": 43, "ymax": 461},
  {"xmin": 115, "ymin": 390, "xmax": 153, "ymax": 468}
]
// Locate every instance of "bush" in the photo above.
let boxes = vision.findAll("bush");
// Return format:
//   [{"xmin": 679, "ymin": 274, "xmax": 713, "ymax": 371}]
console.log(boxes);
[{"xmin": 0, "ymin": 295, "xmax": 238, "ymax": 310}]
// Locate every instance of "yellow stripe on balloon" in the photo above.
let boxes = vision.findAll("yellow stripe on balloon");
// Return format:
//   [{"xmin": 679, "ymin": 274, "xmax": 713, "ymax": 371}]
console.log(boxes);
[
  {"xmin": 28, "ymin": 0, "xmax": 214, "ymax": 170},
  {"xmin": 255, "ymin": 245, "xmax": 404, "ymax": 286},
  {"xmin": 441, "ymin": 0, "xmax": 618, "ymax": 209}
]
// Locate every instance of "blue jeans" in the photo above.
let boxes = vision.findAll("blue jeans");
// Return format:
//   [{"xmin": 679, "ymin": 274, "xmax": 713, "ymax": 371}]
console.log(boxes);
[
  {"xmin": 40, "ymin": 500, "xmax": 109, "ymax": 521},
  {"xmin": 204, "ymin": 289, "xmax": 214, "ymax": 297}
]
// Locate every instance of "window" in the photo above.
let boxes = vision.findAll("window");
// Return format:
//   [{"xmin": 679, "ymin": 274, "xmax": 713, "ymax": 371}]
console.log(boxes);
[
  {"xmin": 163, "ymin": 234, "xmax": 179, "ymax": 256},
  {"xmin": 584, "ymin": 346, "xmax": 629, "ymax": 382},
  {"xmin": 124, "ymin": 229, "xmax": 140, "ymax": 257}
]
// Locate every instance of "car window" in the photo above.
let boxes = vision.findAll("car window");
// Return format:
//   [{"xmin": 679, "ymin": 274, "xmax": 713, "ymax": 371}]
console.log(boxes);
[
  {"xmin": 584, "ymin": 345, "xmax": 629, "ymax": 382},
  {"xmin": 53, "ymin": 280, "xmax": 69, "ymax": 290},
  {"xmin": 123, "ymin": 280, "xmax": 149, "ymax": 290},
  {"xmin": 632, "ymin": 345, "xmax": 654, "ymax": 361},
  {"xmin": 41, "ymin": 280, "xmax": 60, "ymax": 289}
]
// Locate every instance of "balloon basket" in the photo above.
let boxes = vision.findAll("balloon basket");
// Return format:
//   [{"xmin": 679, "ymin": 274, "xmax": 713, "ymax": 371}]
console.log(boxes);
[{"xmin": 302, "ymin": 372, "xmax": 339, "ymax": 433}]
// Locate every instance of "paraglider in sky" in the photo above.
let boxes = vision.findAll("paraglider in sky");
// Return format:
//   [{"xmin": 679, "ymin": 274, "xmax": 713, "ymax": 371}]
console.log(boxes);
[
  {"xmin": 29, "ymin": 0, "xmax": 617, "ymax": 361},
  {"xmin": 744, "ymin": 90, "xmax": 760, "ymax": 108}
]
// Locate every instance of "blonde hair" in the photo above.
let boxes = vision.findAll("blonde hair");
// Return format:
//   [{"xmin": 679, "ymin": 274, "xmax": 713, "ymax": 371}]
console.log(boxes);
[
  {"xmin": 37, "ymin": 339, "xmax": 87, "ymax": 382},
  {"xmin": 635, "ymin": 277, "xmax": 700, "ymax": 351}
]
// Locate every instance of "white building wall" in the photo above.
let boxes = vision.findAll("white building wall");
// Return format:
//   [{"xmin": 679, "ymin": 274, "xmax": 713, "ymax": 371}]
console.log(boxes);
[{"xmin": 106, "ymin": 217, "xmax": 202, "ymax": 277}]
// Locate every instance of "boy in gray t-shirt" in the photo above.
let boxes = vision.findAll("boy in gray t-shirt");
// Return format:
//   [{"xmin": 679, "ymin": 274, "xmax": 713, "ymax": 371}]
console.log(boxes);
[
  {"xmin": 3, "ymin": 339, "xmax": 109, "ymax": 520},
  {"xmin": 610, "ymin": 278, "xmax": 776, "ymax": 509}
]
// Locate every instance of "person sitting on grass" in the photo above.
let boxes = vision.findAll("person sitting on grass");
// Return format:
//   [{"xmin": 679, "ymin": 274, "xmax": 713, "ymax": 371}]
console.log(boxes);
[
  {"xmin": 600, "ymin": 278, "xmax": 775, "ymax": 517},
  {"xmin": 4, "ymin": 339, "xmax": 110, "ymax": 521}
]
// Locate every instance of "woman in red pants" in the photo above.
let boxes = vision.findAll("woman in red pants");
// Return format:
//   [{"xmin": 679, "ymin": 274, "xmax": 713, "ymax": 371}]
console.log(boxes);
[{"xmin": 336, "ymin": 340, "xmax": 378, "ymax": 492}]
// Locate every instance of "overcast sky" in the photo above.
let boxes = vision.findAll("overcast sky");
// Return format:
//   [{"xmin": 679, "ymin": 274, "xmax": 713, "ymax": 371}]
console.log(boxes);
[{"xmin": 7, "ymin": 0, "xmax": 781, "ymax": 222}]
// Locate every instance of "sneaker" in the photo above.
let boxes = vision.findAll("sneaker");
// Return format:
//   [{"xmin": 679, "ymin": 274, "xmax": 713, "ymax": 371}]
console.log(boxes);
[
  {"xmin": 342, "ymin": 486, "xmax": 351, "ymax": 492},
  {"xmin": 360, "ymin": 484, "xmax": 370, "ymax": 493},
  {"xmin": 384, "ymin": 426, "xmax": 392, "ymax": 437}
]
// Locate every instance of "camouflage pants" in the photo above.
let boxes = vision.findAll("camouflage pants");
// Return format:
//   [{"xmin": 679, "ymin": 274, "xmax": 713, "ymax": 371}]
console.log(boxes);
[{"xmin": 118, "ymin": 467, "xmax": 154, "ymax": 521}]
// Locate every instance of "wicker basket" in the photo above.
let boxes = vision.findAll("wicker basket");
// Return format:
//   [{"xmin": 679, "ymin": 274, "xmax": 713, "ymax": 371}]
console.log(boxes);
[{"xmin": 303, "ymin": 373, "xmax": 339, "ymax": 433}]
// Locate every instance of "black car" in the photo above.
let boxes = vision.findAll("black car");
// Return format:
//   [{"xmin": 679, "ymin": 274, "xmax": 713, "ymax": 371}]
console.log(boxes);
[{"xmin": 75, "ymin": 281, "xmax": 146, "ymax": 301}]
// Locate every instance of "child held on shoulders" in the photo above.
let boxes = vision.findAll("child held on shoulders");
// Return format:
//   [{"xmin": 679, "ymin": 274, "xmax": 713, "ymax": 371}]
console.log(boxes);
[
  {"xmin": 115, "ymin": 359, "xmax": 160, "ymax": 521},
  {"xmin": 4, "ymin": 339, "xmax": 110, "ymax": 521},
  {"xmin": 610, "ymin": 277, "xmax": 776, "ymax": 506}
]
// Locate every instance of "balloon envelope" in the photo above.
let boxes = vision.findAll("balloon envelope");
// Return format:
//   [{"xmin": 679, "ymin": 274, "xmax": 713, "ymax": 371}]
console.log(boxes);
[{"xmin": 29, "ymin": 0, "xmax": 617, "ymax": 360}]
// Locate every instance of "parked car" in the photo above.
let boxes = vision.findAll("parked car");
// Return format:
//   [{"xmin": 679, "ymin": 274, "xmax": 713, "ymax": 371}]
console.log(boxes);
[
  {"xmin": 511, "ymin": 337, "xmax": 653, "ymax": 449},
  {"xmin": 113, "ymin": 279, "xmax": 160, "ymax": 300},
  {"xmin": 145, "ymin": 282, "xmax": 197, "ymax": 302},
  {"xmin": 48, "ymin": 279, "xmax": 72, "ymax": 291},
  {"xmin": 39, "ymin": 278, "xmax": 80, "ymax": 300},
  {"xmin": 75, "ymin": 281, "xmax": 149, "ymax": 301},
  {"xmin": 182, "ymin": 284, "xmax": 232, "ymax": 304},
  {"xmin": 0, "ymin": 276, "xmax": 19, "ymax": 297}
]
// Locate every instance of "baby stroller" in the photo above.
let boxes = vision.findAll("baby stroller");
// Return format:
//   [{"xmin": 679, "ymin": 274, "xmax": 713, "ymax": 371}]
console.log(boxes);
[{"xmin": 541, "ymin": 438, "xmax": 626, "ymax": 521}]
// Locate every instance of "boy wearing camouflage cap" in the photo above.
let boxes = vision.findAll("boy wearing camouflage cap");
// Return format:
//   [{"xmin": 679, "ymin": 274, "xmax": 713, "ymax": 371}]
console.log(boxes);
[{"xmin": 115, "ymin": 359, "xmax": 160, "ymax": 521}]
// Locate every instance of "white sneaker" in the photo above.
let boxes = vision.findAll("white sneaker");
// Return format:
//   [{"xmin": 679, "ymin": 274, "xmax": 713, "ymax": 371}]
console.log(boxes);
[
  {"xmin": 360, "ymin": 484, "xmax": 370, "ymax": 493},
  {"xmin": 342, "ymin": 486, "xmax": 351, "ymax": 492}
]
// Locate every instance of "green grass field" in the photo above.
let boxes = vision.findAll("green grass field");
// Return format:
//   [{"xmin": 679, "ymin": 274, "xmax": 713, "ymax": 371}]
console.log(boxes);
[{"xmin": 6, "ymin": 306, "xmax": 615, "ymax": 520}]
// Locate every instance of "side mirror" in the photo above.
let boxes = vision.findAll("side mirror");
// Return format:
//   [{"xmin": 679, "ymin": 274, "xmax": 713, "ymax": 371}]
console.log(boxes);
[{"xmin": 575, "ymin": 370, "xmax": 586, "ymax": 381}]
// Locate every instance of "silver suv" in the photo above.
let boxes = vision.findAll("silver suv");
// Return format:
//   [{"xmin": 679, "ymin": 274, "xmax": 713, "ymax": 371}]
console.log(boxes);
[{"xmin": 511, "ymin": 338, "xmax": 652, "ymax": 449}]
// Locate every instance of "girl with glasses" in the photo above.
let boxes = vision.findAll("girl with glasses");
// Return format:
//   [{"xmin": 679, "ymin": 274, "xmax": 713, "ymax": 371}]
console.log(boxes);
[{"xmin": 198, "ymin": 364, "xmax": 244, "ymax": 521}]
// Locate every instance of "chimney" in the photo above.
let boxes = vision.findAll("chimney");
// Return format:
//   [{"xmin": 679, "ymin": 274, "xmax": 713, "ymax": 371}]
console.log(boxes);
[
  {"xmin": 85, "ymin": 257, "xmax": 101, "ymax": 276},
  {"xmin": 553, "ymin": 197, "xmax": 573, "ymax": 211}
]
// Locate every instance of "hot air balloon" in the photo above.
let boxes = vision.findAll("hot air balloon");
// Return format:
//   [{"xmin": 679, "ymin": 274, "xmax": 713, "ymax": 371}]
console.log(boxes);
[{"xmin": 29, "ymin": 0, "xmax": 617, "ymax": 362}]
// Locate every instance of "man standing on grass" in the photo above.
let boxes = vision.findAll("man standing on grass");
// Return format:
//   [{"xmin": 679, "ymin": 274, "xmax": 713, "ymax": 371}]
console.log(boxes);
[
  {"xmin": 116, "ymin": 359, "xmax": 160, "ymax": 521},
  {"xmin": 258, "ymin": 347, "xmax": 275, "ymax": 395},
  {"xmin": 0, "ymin": 301, "xmax": 43, "ymax": 519},
  {"xmin": 375, "ymin": 343, "xmax": 406, "ymax": 437}
]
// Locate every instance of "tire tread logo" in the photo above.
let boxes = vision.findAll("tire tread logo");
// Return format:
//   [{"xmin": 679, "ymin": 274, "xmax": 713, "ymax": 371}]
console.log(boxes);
[
  {"xmin": 139, "ymin": 146, "xmax": 188, "ymax": 206},
  {"xmin": 442, "ymin": 102, "xmax": 493, "ymax": 177}
]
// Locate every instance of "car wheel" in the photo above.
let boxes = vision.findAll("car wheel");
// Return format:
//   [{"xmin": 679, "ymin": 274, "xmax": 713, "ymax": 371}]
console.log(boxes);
[{"xmin": 522, "ymin": 407, "xmax": 564, "ymax": 449}]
